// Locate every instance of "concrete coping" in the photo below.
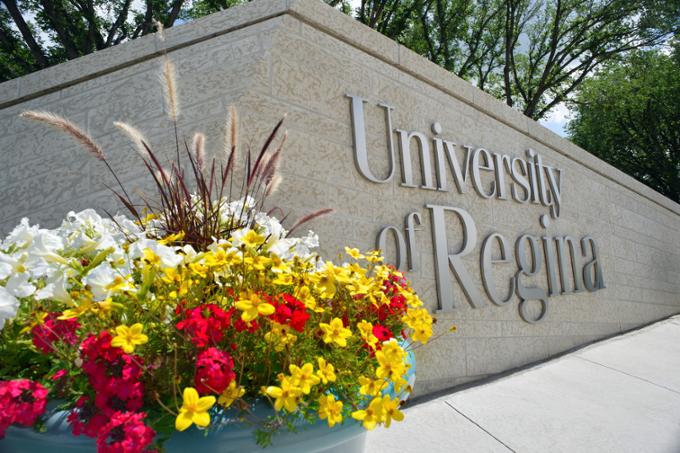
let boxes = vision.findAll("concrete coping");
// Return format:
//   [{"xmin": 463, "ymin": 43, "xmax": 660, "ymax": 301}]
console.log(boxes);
[{"xmin": 1, "ymin": 0, "xmax": 679, "ymax": 218}]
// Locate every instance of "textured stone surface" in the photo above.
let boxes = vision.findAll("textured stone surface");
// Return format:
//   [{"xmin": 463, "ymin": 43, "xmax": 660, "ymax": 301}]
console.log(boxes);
[{"xmin": 0, "ymin": 0, "xmax": 679, "ymax": 397}]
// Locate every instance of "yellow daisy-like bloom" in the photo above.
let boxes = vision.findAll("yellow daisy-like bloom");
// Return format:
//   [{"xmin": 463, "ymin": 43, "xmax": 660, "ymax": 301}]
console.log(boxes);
[
  {"xmin": 175, "ymin": 387, "xmax": 216, "ymax": 431},
  {"xmin": 235, "ymin": 292, "xmax": 275, "ymax": 322},
  {"xmin": 265, "ymin": 377, "xmax": 302, "ymax": 412},
  {"xmin": 344, "ymin": 247, "xmax": 364, "ymax": 260},
  {"xmin": 240, "ymin": 229, "xmax": 266, "ymax": 248},
  {"xmin": 289, "ymin": 363, "xmax": 320, "ymax": 394},
  {"xmin": 142, "ymin": 248, "xmax": 161, "ymax": 266},
  {"xmin": 316, "ymin": 357, "xmax": 336, "ymax": 384},
  {"xmin": 358, "ymin": 376, "xmax": 387, "ymax": 396},
  {"xmin": 218, "ymin": 381, "xmax": 245, "ymax": 408},
  {"xmin": 319, "ymin": 318, "xmax": 352, "ymax": 347},
  {"xmin": 351, "ymin": 396, "xmax": 384, "ymax": 430},
  {"xmin": 318, "ymin": 394, "xmax": 344, "ymax": 427},
  {"xmin": 402, "ymin": 308, "xmax": 433, "ymax": 343},
  {"xmin": 356, "ymin": 320, "xmax": 378, "ymax": 350},
  {"xmin": 381, "ymin": 395, "xmax": 405, "ymax": 428},
  {"xmin": 110, "ymin": 323, "xmax": 148, "ymax": 353},
  {"xmin": 158, "ymin": 231, "xmax": 185, "ymax": 245}
]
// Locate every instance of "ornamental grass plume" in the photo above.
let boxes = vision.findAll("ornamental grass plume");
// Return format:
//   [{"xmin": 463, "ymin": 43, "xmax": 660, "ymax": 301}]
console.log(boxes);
[
  {"xmin": 0, "ymin": 51, "xmax": 438, "ymax": 453},
  {"xmin": 19, "ymin": 111, "xmax": 105, "ymax": 161}
]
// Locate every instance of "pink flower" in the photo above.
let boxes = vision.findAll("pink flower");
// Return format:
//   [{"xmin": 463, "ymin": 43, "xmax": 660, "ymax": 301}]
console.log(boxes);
[
  {"xmin": 31, "ymin": 313, "xmax": 80, "ymax": 354},
  {"xmin": 194, "ymin": 347, "xmax": 235, "ymax": 395},
  {"xmin": 68, "ymin": 396, "xmax": 109, "ymax": 438},
  {"xmin": 176, "ymin": 304, "xmax": 232, "ymax": 348},
  {"xmin": 96, "ymin": 411, "xmax": 155, "ymax": 453},
  {"xmin": 0, "ymin": 379, "xmax": 48, "ymax": 438}
]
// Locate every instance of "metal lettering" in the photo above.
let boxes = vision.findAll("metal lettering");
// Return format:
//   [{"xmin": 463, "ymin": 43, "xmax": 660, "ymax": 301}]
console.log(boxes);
[
  {"xmin": 376, "ymin": 226, "xmax": 407, "ymax": 271},
  {"xmin": 581, "ymin": 236, "xmax": 606, "ymax": 291},
  {"xmin": 555, "ymin": 236, "xmax": 585, "ymax": 294},
  {"xmin": 346, "ymin": 94, "xmax": 395, "ymax": 183},
  {"xmin": 481, "ymin": 233, "xmax": 515, "ymax": 306},
  {"xmin": 515, "ymin": 234, "xmax": 548, "ymax": 323},
  {"xmin": 405, "ymin": 212, "xmax": 423, "ymax": 271},
  {"xmin": 426, "ymin": 204, "xmax": 485, "ymax": 311},
  {"xmin": 396, "ymin": 129, "xmax": 437, "ymax": 190},
  {"xmin": 471, "ymin": 148, "xmax": 497, "ymax": 199}
]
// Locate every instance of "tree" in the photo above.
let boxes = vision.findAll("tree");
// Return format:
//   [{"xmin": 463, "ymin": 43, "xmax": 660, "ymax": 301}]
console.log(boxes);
[
  {"xmin": 0, "ymin": 0, "xmax": 245, "ymax": 82},
  {"xmin": 329, "ymin": 0, "xmax": 679, "ymax": 120},
  {"xmin": 567, "ymin": 50, "xmax": 680, "ymax": 201}
]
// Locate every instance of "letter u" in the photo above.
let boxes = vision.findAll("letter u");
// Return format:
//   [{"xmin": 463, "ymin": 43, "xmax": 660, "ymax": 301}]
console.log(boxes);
[{"xmin": 346, "ymin": 94, "xmax": 395, "ymax": 183}]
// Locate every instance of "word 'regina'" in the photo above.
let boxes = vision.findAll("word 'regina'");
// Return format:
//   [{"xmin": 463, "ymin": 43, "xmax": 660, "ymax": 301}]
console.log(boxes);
[
  {"xmin": 347, "ymin": 94, "xmax": 563, "ymax": 218},
  {"xmin": 427, "ymin": 205, "xmax": 605, "ymax": 323}
]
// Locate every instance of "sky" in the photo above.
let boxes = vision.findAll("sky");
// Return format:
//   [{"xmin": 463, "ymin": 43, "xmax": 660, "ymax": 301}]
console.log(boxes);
[{"xmin": 538, "ymin": 103, "xmax": 570, "ymax": 137}]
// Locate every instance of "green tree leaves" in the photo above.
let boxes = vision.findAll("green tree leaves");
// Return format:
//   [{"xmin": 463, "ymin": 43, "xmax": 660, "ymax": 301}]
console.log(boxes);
[{"xmin": 568, "ymin": 49, "xmax": 680, "ymax": 201}]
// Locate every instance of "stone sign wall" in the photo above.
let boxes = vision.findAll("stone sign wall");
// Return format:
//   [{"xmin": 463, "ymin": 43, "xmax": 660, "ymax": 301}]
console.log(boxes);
[{"xmin": 1, "ymin": 0, "xmax": 679, "ymax": 396}]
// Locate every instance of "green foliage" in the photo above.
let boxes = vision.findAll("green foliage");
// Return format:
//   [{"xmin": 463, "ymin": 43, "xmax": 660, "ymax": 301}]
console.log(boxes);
[{"xmin": 567, "ymin": 49, "xmax": 680, "ymax": 201}]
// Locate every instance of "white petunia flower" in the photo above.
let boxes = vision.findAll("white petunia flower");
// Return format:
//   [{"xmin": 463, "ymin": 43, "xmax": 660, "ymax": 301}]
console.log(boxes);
[
  {"xmin": 129, "ymin": 238, "xmax": 183, "ymax": 268},
  {"xmin": 0, "ymin": 286, "xmax": 19, "ymax": 330},
  {"xmin": 83, "ymin": 262, "xmax": 134, "ymax": 301},
  {"xmin": 2, "ymin": 218, "xmax": 39, "ymax": 249}
]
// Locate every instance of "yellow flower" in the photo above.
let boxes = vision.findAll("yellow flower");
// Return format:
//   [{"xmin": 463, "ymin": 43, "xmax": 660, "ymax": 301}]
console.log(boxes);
[
  {"xmin": 188, "ymin": 262, "xmax": 208, "ymax": 278},
  {"xmin": 358, "ymin": 376, "xmax": 387, "ymax": 396},
  {"xmin": 316, "ymin": 357, "xmax": 336, "ymax": 384},
  {"xmin": 402, "ymin": 308, "xmax": 433, "ymax": 343},
  {"xmin": 375, "ymin": 341, "xmax": 407, "ymax": 383},
  {"xmin": 240, "ymin": 229, "xmax": 265, "ymax": 248},
  {"xmin": 344, "ymin": 247, "xmax": 364, "ymax": 260},
  {"xmin": 272, "ymin": 272, "xmax": 293, "ymax": 286},
  {"xmin": 111, "ymin": 323, "xmax": 148, "ymax": 353},
  {"xmin": 289, "ymin": 363, "xmax": 320, "ymax": 394},
  {"xmin": 319, "ymin": 318, "xmax": 352, "ymax": 347},
  {"xmin": 296, "ymin": 286, "xmax": 323, "ymax": 313},
  {"xmin": 218, "ymin": 381, "xmax": 245, "ymax": 408},
  {"xmin": 365, "ymin": 250, "xmax": 384, "ymax": 264},
  {"xmin": 381, "ymin": 395, "xmax": 404, "ymax": 428},
  {"xmin": 235, "ymin": 292, "xmax": 275, "ymax": 322},
  {"xmin": 318, "ymin": 394, "xmax": 343, "ymax": 427},
  {"xmin": 59, "ymin": 301, "xmax": 93, "ymax": 320},
  {"xmin": 159, "ymin": 231, "xmax": 185, "ymax": 245},
  {"xmin": 20, "ymin": 311, "xmax": 48, "ymax": 334},
  {"xmin": 351, "ymin": 396, "xmax": 384, "ymax": 430},
  {"xmin": 143, "ymin": 248, "xmax": 161, "ymax": 266},
  {"xmin": 175, "ymin": 387, "xmax": 216, "ymax": 431},
  {"xmin": 265, "ymin": 377, "xmax": 302, "ymax": 412},
  {"xmin": 264, "ymin": 323, "xmax": 297, "ymax": 352},
  {"xmin": 357, "ymin": 320, "xmax": 378, "ymax": 350}
]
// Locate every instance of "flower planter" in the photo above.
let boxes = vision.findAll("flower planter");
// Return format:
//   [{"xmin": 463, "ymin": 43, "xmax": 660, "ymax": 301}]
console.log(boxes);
[
  {"xmin": 2, "ymin": 409, "xmax": 366, "ymax": 453},
  {"xmin": 2, "ymin": 350, "xmax": 415, "ymax": 453}
]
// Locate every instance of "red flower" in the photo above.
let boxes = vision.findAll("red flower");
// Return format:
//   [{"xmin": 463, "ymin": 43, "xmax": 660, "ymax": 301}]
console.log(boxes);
[
  {"xmin": 194, "ymin": 347, "xmax": 235, "ymax": 395},
  {"xmin": 233, "ymin": 318, "xmax": 259, "ymax": 333},
  {"xmin": 372, "ymin": 324, "xmax": 394, "ymax": 343},
  {"xmin": 269, "ymin": 294, "xmax": 309, "ymax": 332},
  {"xmin": 31, "ymin": 313, "xmax": 80, "ymax": 354},
  {"xmin": 176, "ymin": 304, "xmax": 232, "ymax": 348},
  {"xmin": 0, "ymin": 379, "xmax": 48, "ymax": 438},
  {"xmin": 68, "ymin": 396, "xmax": 109, "ymax": 438},
  {"xmin": 96, "ymin": 411, "xmax": 155, "ymax": 453},
  {"xmin": 79, "ymin": 332, "xmax": 146, "ymax": 417}
]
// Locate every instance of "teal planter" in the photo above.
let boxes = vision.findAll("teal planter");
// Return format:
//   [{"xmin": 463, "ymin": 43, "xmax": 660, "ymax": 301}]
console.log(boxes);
[
  {"xmin": 1, "ymin": 345, "xmax": 415, "ymax": 452},
  {"xmin": 2, "ymin": 407, "xmax": 366, "ymax": 453}
]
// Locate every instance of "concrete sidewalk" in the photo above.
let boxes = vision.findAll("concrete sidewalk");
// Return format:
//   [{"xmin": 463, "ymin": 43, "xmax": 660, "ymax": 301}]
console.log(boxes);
[{"xmin": 366, "ymin": 316, "xmax": 680, "ymax": 453}]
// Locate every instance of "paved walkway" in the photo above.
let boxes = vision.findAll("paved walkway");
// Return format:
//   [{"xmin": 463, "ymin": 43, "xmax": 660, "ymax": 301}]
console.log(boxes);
[{"xmin": 366, "ymin": 316, "xmax": 680, "ymax": 453}]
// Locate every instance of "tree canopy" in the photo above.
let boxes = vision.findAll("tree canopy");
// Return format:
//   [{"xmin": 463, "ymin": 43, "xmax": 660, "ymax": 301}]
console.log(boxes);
[
  {"xmin": 0, "ymin": 0, "xmax": 678, "ymax": 123},
  {"xmin": 567, "ymin": 48, "xmax": 680, "ymax": 202},
  {"xmin": 0, "ymin": 0, "xmax": 244, "ymax": 82}
]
